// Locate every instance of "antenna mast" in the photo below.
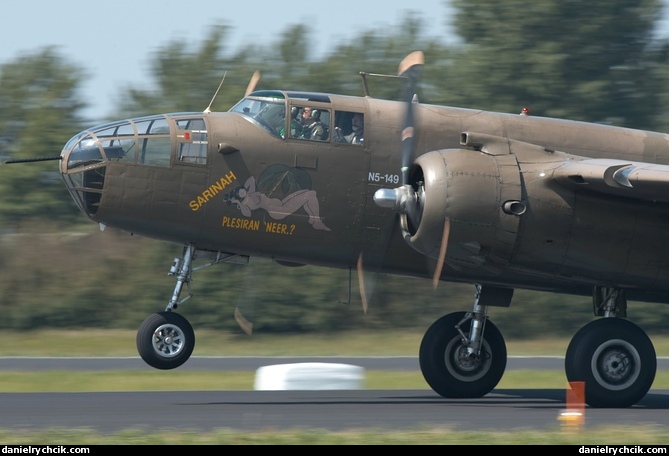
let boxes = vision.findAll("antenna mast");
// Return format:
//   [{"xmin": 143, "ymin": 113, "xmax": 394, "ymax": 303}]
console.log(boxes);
[
  {"xmin": 204, "ymin": 71, "xmax": 227, "ymax": 114},
  {"xmin": 359, "ymin": 71, "xmax": 406, "ymax": 97}
]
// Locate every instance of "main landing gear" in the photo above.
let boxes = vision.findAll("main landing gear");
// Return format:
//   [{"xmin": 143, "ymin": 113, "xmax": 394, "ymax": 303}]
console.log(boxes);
[
  {"xmin": 419, "ymin": 285, "xmax": 657, "ymax": 408},
  {"xmin": 564, "ymin": 287, "xmax": 656, "ymax": 408},
  {"xmin": 419, "ymin": 285, "xmax": 508, "ymax": 398},
  {"xmin": 136, "ymin": 245, "xmax": 249, "ymax": 370}
]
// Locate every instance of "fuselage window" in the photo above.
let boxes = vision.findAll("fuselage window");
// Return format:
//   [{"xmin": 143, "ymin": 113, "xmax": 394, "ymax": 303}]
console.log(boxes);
[
  {"xmin": 141, "ymin": 137, "xmax": 172, "ymax": 167},
  {"xmin": 176, "ymin": 118, "xmax": 208, "ymax": 165},
  {"xmin": 334, "ymin": 111, "xmax": 364, "ymax": 145},
  {"xmin": 139, "ymin": 118, "xmax": 172, "ymax": 166}
]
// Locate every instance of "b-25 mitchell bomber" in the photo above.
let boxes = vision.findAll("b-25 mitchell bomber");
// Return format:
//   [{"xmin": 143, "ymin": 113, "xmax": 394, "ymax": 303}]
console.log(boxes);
[{"xmin": 7, "ymin": 51, "xmax": 669, "ymax": 408}]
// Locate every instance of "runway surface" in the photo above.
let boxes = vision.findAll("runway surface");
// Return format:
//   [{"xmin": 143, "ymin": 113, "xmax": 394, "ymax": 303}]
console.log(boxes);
[
  {"xmin": 2, "ymin": 355, "xmax": 668, "ymax": 371},
  {"xmin": 0, "ymin": 355, "xmax": 566, "ymax": 371},
  {"xmin": 1, "ymin": 389, "xmax": 668, "ymax": 434},
  {"xmin": 1, "ymin": 356, "xmax": 668, "ymax": 433}
]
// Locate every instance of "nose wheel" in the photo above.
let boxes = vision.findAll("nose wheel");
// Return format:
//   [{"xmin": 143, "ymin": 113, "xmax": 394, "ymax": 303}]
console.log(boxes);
[{"xmin": 137, "ymin": 311, "xmax": 195, "ymax": 370}]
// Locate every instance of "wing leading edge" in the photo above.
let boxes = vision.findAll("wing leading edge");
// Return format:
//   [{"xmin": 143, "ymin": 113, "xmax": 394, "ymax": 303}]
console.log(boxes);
[{"xmin": 552, "ymin": 158, "xmax": 669, "ymax": 203}]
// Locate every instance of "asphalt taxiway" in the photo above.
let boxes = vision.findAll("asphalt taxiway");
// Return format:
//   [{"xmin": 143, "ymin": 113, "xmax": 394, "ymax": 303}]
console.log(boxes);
[{"xmin": 0, "ymin": 356, "xmax": 667, "ymax": 433}]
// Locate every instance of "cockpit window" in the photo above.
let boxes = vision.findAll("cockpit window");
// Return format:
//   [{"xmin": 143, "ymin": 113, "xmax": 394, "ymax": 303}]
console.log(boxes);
[
  {"xmin": 293, "ymin": 106, "xmax": 330, "ymax": 141},
  {"xmin": 230, "ymin": 95, "xmax": 286, "ymax": 138},
  {"xmin": 334, "ymin": 111, "xmax": 364, "ymax": 145}
]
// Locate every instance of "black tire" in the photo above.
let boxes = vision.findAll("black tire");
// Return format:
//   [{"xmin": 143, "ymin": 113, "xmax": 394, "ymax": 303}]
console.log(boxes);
[
  {"xmin": 137, "ymin": 311, "xmax": 195, "ymax": 370},
  {"xmin": 564, "ymin": 320, "xmax": 592, "ymax": 381},
  {"xmin": 419, "ymin": 311, "xmax": 507, "ymax": 398},
  {"xmin": 565, "ymin": 318, "xmax": 656, "ymax": 408}
]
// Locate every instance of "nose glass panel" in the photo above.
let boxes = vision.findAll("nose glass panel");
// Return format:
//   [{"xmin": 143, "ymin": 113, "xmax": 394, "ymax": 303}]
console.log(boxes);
[{"xmin": 66, "ymin": 134, "xmax": 104, "ymax": 170}]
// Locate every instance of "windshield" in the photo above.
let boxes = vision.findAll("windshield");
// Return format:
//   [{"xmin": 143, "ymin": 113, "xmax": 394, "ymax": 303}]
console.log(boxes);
[{"xmin": 230, "ymin": 93, "xmax": 287, "ymax": 138}]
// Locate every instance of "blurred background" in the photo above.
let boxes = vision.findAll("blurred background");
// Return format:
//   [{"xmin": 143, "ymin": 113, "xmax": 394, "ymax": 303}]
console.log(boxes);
[{"xmin": 2, "ymin": 0, "xmax": 669, "ymax": 338}]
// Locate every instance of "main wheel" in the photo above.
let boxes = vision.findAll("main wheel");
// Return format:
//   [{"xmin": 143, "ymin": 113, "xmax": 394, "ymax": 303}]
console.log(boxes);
[
  {"xmin": 419, "ymin": 311, "xmax": 506, "ymax": 398},
  {"xmin": 565, "ymin": 318, "xmax": 656, "ymax": 408},
  {"xmin": 137, "ymin": 311, "xmax": 195, "ymax": 370}
]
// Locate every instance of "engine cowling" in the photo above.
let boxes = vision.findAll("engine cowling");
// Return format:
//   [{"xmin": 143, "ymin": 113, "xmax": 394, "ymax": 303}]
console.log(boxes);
[{"xmin": 401, "ymin": 149, "xmax": 523, "ymax": 274}]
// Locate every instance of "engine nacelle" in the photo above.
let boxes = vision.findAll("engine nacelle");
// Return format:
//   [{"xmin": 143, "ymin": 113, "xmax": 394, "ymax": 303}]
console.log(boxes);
[{"xmin": 403, "ymin": 149, "xmax": 523, "ymax": 274}]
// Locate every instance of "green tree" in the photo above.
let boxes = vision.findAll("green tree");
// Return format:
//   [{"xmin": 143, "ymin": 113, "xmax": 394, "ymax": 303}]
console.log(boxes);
[
  {"xmin": 118, "ymin": 16, "xmax": 451, "ymax": 117},
  {"xmin": 300, "ymin": 14, "xmax": 448, "ymax": 101},
  {"xmin": 441, "ymin": 0, "xmax": 667, "ymax": 129},
  {"xmin": 0, "ymin": 47, "xmax": 87, "ymax": 228},
  {"xmin": 6, "ymin": 4, "xmax": 669, "ymax": 336},
  {"xmin": 651, "ymin": 41, "xmax": 669, "ymax": 132},
  {"xmin": 116, "ymin": 25, "xmax": 261, "ymax": 117}
]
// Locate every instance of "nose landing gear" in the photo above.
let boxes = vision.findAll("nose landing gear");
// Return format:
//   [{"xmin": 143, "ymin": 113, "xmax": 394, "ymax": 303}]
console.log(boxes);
[{"xmin": 136, "ymin": 244, "xmax": 249, "ymax": 370}]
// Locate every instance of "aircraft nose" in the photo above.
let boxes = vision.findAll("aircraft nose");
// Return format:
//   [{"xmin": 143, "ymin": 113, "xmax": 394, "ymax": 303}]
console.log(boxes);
[{"xmin": 59, "ymin": 116, "xmax": 157, "ymax": 219}]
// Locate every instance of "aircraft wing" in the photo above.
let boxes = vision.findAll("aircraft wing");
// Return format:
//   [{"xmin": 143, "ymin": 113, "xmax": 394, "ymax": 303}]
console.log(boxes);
[
  {"xmin": 459, "ymin": 131, "xmax": 669, "ymax": 203},
  {"xmin": 552, "ymin": 158, "xmax": 669, "ymax": 203}
]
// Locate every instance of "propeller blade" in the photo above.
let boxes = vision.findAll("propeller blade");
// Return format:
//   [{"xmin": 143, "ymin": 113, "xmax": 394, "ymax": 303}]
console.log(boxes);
[
  {"xmin": 245, "ymin": 70, "xmax": 261, "ymax": 96},
  {"xmin": 234, "ymin": 307, "xmax": 253, "ymax": 336},
  {"xmin": 398, "ymin": 50, "xmax": 425, "ymax": 77},
  {"xmin": 356, "ymin": 254, "xmax": 369, "ymax": 315},
  {"xmin": 366, "ymin": 52, "xmax": 427, "ymax": 304},
  {"xmin": 432, "ymin": 218, "xmax": 451, "ymax": 289},
  {"xmin": 356, "ymin": 205, "xmax": 401, "ymax": 314},
  {"xmin": 232, "ymin": 260, "xmax": 261, "ymax": 336},
  {"xmin": 398, "ymin": 51, "xmax": 424, "ymax": 186}
]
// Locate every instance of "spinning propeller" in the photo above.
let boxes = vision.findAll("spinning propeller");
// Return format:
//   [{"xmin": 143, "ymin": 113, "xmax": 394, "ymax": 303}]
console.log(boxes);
[
  {"xmin": 368, "ymin": 51, "xmax": 451, "ymax": 300},
  {"xmin": 232, "ymin": 70, "xmax": 262, "ymax": 335},
  {"xmin": 372, "ymin": 51, "xmax": 424, "ymax": 228},
  {"xmin": 357, "ymin": 52, "xmax": 429, "ymax": 313},
  {"xmin": 398, "ymin": 51, "xmax": 423, "ymax": 187}
]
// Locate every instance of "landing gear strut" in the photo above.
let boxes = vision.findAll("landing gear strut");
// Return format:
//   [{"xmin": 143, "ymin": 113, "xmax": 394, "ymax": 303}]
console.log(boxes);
[
  {"xmin": 419, "ymin": 285, "xmax": 508, "ymax": 398},
  {"xmin": 136, "ymin": 245, "xmax": 197, "ymax": 370},
  {"xmin": 136, "ymin": 245, "xmax": 249, "ymax": 370}
]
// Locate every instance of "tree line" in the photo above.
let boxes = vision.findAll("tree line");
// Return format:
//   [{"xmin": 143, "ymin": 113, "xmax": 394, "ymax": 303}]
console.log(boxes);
[{"xmin": 2, "ymin": 0, "xmax": 669, "ymax": 336}]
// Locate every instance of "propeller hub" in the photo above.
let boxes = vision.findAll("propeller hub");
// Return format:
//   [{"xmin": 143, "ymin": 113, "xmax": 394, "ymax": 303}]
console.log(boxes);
[{"xmin": 373, "ymin": 185, "xmax": 416, "ymax": 212}]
